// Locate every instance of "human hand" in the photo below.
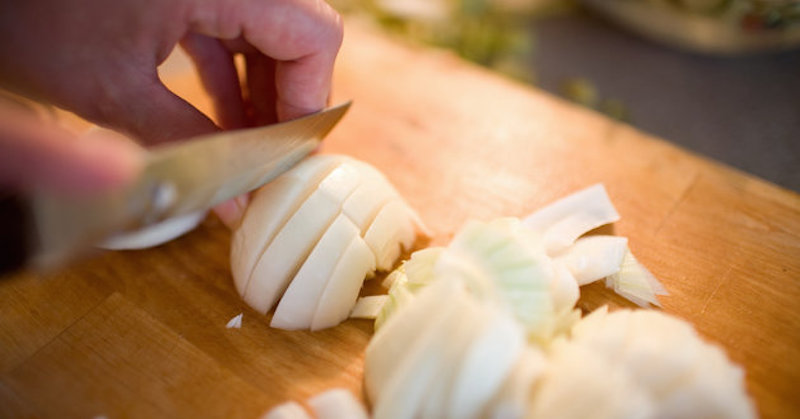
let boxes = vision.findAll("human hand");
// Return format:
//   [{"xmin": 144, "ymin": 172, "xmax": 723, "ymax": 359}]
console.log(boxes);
[
  {"xmin": 0, "ymin": 0, "xmax": 343, "ymax": 227},
  {"xmin": 0, "ymin": 98, "xmax": 143, "ymax": 195}
]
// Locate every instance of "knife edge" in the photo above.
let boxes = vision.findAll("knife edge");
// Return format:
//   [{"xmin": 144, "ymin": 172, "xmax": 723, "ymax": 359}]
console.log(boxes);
[{"xmin": 25, "ymin": 101, "xmax": 351, "ymax": 270}]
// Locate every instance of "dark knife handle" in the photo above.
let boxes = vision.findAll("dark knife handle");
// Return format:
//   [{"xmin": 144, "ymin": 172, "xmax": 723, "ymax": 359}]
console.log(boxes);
[{"xmin": 0, "ymin": 193, "xmax": 32, "ymax": 276}]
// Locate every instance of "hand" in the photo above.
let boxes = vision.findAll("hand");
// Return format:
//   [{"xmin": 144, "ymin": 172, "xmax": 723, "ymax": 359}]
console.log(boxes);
[
  {"xmin": 0, "ymin": 0, "xmax": 343, "ymax": 226},
  {"xmin": 0, "ymin": 97, "xmax": 143, "ymax": 195}
]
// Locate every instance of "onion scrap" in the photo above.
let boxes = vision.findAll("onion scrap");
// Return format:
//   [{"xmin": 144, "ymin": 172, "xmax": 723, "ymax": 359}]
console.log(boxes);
[{"xmin": 359, "ymin": 184, "xmax": 754, "ymax": 418}]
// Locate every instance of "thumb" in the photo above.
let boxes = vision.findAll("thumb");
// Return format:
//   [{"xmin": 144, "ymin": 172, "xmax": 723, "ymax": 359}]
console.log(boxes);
[{"xmin": 0, "ymin": 107, "xmax": 143, "ymax": 195}]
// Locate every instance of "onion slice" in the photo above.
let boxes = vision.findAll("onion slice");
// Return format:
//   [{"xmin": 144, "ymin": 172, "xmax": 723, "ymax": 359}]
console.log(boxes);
[
  {"xmin": 271, "ymin": 214, "xmax": 360, "ymax": 330},
  {"xmin": 307, "ymin": 388, "xmax": 369, "ymax": 419},
  {"xmin": 555, "ymin": 235, "xmax": 628, "ymax": 286},
  {"xmin": 522, "ymin": 184, "xmax": 620, "ymax": 255},
  {"xmin": 243, "ymin": 163, "xmax": 361, "ymax": 313},
  {"xmin": 260, "ymin": 401, "xmax": 310, "ymax": 419},
  {"xmin": 349, "ymin": 295, "xmax": 389, "ymax": 319},
  {"xmin": 231, "ymin": 158, "xmax": 338, "ymax": 297},
  {"xmin": 230, "ymin": 154, "xmax": 427, "ymax": 330}
]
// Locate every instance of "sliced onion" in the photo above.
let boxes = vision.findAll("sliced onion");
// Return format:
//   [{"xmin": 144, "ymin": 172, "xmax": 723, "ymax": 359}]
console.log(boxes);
[
  {"xmin": 605, "ymin": 249, "xmax": 668, "ymax": 307},
  {"xmin": 271, "ymin": 214, "xmax": 360, "ymax": 330},
  {"xmin": 225, "ymin": 313, "xmax": 243, "ymax": 329},
  {"xmin": 555, "ymin": 235, "xmax": 628, "ymax": 286},
  {"xmin": 260, "ymin": 401, "xmax": 310, "ymax": 419},
  {"xmin": 307, "ymin": 388, "xmax": 369, "ymax": 419},
  {"xmin": 522, "ymin": 184, "xmax": 620, "ymax": 255},
  {"xmin": 230, "ymin": 154, "xmax": 427, "ymax": 330},
  {"xmin": 243, "ymin": 163, "xmax": 362, "ymax": 314},
  {"xmin": 310, "ymin": 234, "xmax": 375, "ymax": 331},
  {"xmin": 349, "ymin": 295, "xmax": 389, "ymax": 320},
  {"xmin": 484, "ymin": 347, "xmax": 548, "ymax": 419},
  {"xmin": 231, "ymin": 158, "xmax": 338, "ymax": 297}
]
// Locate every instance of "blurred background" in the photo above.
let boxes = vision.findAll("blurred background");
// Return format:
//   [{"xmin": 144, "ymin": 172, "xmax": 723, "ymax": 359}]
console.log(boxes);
[{"xmin": 330, "ymin": 0, "xmax": 800, "ymax": 192}]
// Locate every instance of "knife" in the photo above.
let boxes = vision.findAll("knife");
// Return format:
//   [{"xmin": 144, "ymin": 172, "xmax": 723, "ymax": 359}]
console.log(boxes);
[{"xmin": 0, "ymin": 101, "xmax": 351, "ymax": 274}]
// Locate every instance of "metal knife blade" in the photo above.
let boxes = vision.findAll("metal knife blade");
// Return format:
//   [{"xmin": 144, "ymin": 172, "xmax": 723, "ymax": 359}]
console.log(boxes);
[{"xmin": 2, "ymin": 101, "xmax": 351, "ymax": 272}]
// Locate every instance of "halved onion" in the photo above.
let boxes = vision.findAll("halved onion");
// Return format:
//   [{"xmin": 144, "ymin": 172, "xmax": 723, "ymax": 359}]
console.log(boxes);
[
  {"xmin": 230, "ymin": 154, "xmax": 427, "ymax": 330},
  {"xmin": 522, "ymin": 184, "xmax": 620, "ymax": 255},
  {"xmin": 271, "ymin": 214, "xmax": 361, "ymax": 330}
]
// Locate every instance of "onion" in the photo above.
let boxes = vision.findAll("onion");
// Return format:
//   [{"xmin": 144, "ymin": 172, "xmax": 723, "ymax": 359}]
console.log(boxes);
[
  {"xmin": 261, "ymin": 388, "xmax": 368, "ymax": 419},
  {"xmin": 230, "ymin": 154, "xmax": 427, "ymax": 330},
  {"xmin": 349, "ymin": 295, "xmax": 389, "ymax": 320},
  {"xmin": 522, "ymin": 184, "xmax": 620, "ymax": 255},
  {"xmin": 260, "ymin": 401, "xmax": 310, "ymax": 419},
  {"xmin": 366, "ymin": 278, "xmax": 525, "ymax": 419},
  {"xmin": 307, "ymin": 388, "xmax": 369, "ymax": 419},
  {"xmin": 360, "ymin": 184, "xmax": 751, "ymax": 419},
  {"xmin": 528, "ymin": 308, "xmax": 756, "ymax": 419},
  {"xmin": 225, "ymin": 313, "xmax": 243, "ymax": 329}
]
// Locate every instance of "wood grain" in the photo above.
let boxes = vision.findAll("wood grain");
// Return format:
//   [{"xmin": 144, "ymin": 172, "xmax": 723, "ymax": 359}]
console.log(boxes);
[{"xmin": 2, "ymin": 22, "xmax": 798, "ymax": 418}]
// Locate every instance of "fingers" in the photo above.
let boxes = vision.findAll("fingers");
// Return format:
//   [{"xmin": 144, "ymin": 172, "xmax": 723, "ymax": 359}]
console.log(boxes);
[
  {"xmin": 189, "ymin": 0, "xmax": 344, "ymax": 121},
  {"xmin": 180, "ymin": 33, "xmax": 248, "ymax": 130},
  {"xmin": 0, "ymin": 105, "xmax": 143, "ymax": 195},
  {"xmin": 80, "ymin": 68, "xmax": 220, "ymax": 145},
  {"xmin": 213, "ymin": 194, "xmax": 249, "ymax": 230},
  {"xmin": 244, "ymin": 53, "xmax": 278, "ymax": 126}
]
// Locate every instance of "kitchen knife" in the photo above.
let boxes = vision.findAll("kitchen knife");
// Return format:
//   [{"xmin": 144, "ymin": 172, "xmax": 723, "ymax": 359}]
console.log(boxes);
[{"xmin": 0, "ymin": 101, "xmax": 351, "ymax": 274}]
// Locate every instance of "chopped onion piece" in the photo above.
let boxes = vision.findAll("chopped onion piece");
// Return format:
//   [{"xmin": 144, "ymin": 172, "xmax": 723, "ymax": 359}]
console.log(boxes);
[
  {"xmin": 541, "ymin": 308, "xmax": 756, "ymax": 419},
  {"xmin": 341, "ymin": 168, "xmax": 397, "ymax": 234},
  {"xmin": 261, "ymin": 401, "xmax": 311, "ymax": 419},
  {"xmin": 522, "ymin": 184, "xmax": 620, "ymax": 255},
  {"xmin": 555, "ymin": 235, "xmax": 628, "ymax": 286},
  {"xmin": 372, "ymin": 288, "xmax": 467, "ymax": 419},
  {"xmin": 244, "ymin": 164, "xmax": 361, "ymax": 314},
  {"xmin": 311, "ymin": 236, "xmax": 376, "ymax": 330},
  {"xmin": 605, "ymin": 249, "xmax": 668, "ymax": 307},
  {"xmin": 446, "ymin": 306, "xmax": 525, "ymax": 419},
  {"xmin": 308, "ymin": 388, "xmax": 369, "ymax": 419},
  {"xmin": 374, "ymin": 247, "xmax": 444, "ymax": 329},
  {"xmin": 231, "ymin": 158, "xmax": 338, "ymax": 297},
  {"xmin": 483, "ymin": 347, "xmax": 548, "ymax": 419},
  {"xmin": 366, "ymin": 278, "xmax": 461, "ymax": 405},
  {"xmin": 363, "ymin": 200, "xmax": 422, "ymax": 271},
  {"xmin": 350, "ymin": 295, "xmax": 389, "ymax": 319},
  {"xmin": 271, "ymin": 214, "xmax": 360, "ymax": 330},
  {"xmin": 225, "ymin": 313, "xmax": 243, "ymax": 329},
  {"xmin": 433, "ymin": 218, "xmax": 558, "ymax": 333}
]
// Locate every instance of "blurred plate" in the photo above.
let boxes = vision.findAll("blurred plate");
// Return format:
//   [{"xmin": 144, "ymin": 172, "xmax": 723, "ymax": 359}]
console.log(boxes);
[{"xmin": 581, "ymin": 0, "xmax": 800, "ymax": 55}]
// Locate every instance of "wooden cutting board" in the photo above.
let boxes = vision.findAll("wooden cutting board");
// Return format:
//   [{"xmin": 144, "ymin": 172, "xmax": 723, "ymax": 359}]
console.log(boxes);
[{"xmin": 2, "ymin": 22, "xmax": 798, "ymax": 419}]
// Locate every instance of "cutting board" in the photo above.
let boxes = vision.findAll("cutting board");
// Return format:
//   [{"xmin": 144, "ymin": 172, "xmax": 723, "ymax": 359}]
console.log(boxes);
[{"xmin": 2, "ymin": 22, "xmax": 799, "ymax": 419}]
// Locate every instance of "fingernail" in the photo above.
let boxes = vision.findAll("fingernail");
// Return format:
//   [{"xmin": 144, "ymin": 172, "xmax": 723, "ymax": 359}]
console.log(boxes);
[{"xmin": 213, "ymin": 194, "xmax": 249, "ymax": 230}]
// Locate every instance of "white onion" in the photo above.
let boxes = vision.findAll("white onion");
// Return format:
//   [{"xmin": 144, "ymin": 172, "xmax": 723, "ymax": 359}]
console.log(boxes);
[
  {"xmin": 230, "ymin": 154, "xmax": 427, "ymax": 330},
  {"xmin": 307, "ymin": 388, "xmax": 369, "ymax": 419}
]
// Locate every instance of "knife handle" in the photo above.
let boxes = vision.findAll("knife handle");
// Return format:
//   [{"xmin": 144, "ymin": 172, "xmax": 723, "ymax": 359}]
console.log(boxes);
[{"xmin": 0, "ymin": 193, "xmax": 31, "ymax": 276}]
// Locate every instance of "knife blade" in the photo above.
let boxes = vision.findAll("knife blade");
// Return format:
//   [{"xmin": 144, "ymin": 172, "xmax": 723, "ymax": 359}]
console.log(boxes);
[{"xmin": 0, "ymin": 101, "xmax": 351, "ymax": 273}]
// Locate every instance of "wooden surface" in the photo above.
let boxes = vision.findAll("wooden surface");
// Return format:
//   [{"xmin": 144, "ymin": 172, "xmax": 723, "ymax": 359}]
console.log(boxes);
[{"xmin": 2, "ymin": 22, "xmax": 799, "ymax": 418}]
